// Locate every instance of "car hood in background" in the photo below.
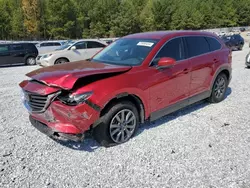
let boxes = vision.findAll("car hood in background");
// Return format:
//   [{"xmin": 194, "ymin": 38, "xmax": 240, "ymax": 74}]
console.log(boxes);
[{"xmin": 26, "ymin": 60, "xmax": 131, "ymax": 90}]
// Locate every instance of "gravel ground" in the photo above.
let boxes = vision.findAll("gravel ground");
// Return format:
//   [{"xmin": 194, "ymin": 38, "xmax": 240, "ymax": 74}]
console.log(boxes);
[{"xmin": 0, "ymin": 47, "xmax": 250, "ymax": 188}]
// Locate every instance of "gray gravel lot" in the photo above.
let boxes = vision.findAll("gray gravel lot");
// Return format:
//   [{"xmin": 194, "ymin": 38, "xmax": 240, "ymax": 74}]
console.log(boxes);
[{"xmin": 0, "ymin": 47, "xmax": 250, "ymax": 188}]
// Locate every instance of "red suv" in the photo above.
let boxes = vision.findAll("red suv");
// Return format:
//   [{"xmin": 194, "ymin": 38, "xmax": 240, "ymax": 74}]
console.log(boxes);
[{"xmin": 20, "ymin": 31, "xmax": 232, "ymax": 147}]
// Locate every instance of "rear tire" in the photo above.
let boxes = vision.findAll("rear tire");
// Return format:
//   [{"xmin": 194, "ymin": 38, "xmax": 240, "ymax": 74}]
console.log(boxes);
[
  {"xmin": 26, "ymin": 56, "xmax": 36, "ymax": 65},
  {"xmin": 93, "ymin": 101, "xmax": 139, "ymax": 147},
  {"xmin": 208, "ymin": 73, "xmax": 228, "ymax": 103},
  {"xmin": 55, "ymin": 58, "xmax": 69, "ymax": 65}
]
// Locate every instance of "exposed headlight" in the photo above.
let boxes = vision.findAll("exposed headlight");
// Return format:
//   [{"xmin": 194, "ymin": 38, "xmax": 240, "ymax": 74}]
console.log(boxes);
[
  {"xmin": 42, "ymin": 54, "xmax": 53, "ymax": 59},
  {"xmin": 58, "ymin": 91, "xmax": 93, "ymax": 106}
]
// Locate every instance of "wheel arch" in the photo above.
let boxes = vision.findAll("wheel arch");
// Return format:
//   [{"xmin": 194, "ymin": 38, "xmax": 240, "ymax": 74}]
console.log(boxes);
[
  {"xmin": 54, "ymin": 57, "xmax": 70, "ymax": 64},
  {"xmin": 24, "ymin": 55, "xmax": 36, "ymax": 64},
  {"xmin": 210, "ymin": 66, "xmax": 231, "ymax": 92},
  {"xmin": 100, "ymin": 93, "xmax": 146, "ymax": 124}
]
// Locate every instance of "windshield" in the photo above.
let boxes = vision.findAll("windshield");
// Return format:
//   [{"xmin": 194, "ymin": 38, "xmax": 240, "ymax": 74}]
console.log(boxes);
[{"xmin": 92, "ymin": 38, "xmax": 159, "ymax": 66}]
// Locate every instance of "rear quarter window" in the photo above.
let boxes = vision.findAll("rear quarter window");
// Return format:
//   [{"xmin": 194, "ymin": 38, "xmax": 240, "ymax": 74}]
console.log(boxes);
[
  {"xmin": 185, "ymin": 36, "xmax": 210, "ymax": 58},
  {"xmin": 205, "ymin": 37, "xmax": 221, "ymax": 52}
]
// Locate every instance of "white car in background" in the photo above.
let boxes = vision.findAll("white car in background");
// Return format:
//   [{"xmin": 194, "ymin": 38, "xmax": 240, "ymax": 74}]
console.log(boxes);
[
  {"xmin": 36, "ymin": 41, "xmax": 65, "ymax": 54},
  {"xmin": 36, "ymin": 39, "xmax": 107, "ymax": 67}
]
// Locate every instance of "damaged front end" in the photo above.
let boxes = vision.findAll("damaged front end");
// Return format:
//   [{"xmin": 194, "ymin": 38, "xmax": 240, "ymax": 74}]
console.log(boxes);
[
  {"xmin": 19, "ymin": 61, "xmax": 132, "ymax": 142},
  {"xmin": 19, "ymin": 79, "xmax": 100, "ymax": 142}
]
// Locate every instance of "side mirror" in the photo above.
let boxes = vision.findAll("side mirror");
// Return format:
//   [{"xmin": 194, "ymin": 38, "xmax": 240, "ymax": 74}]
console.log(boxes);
[
  {"xmin": 156, "ymin": 57, "xmax": 176, "ymax": 69},
  {"xmin": 71, "ymin": 46, "xmax": 76, "ymax": 50}
]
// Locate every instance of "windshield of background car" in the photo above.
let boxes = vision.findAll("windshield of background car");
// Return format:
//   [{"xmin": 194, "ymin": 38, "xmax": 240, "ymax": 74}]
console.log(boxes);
[{"xmin": 92, "ymin": 38, "xmax": 159, "ymax": 66}]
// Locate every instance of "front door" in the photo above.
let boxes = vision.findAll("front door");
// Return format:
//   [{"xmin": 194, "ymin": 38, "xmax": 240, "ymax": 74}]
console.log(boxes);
[{"xmin": 149, "ymin": 37, "xmax": 191, "ymax": 117}]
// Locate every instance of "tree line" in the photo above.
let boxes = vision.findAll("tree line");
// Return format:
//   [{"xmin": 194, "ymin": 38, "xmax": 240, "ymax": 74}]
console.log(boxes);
[{"xmin": 0, "ymin": 0, "xmax": 250, "ymax": 40}]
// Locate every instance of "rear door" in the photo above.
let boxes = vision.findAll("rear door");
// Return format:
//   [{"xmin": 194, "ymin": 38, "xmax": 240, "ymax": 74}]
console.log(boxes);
[
  {"xmin": 9, "ymin": 44, "xmax": 26, "ymax": 64},
  {"xmin": 85, "ymin": 41, "xmax": 106, "ymax": 59},
  {"xmin": 0, "ymin": 44, "xmax": 11, "ymax": 66},
  {"xmin": 184, "ymin": 36, "xmax": 215, "ymax": 96}
]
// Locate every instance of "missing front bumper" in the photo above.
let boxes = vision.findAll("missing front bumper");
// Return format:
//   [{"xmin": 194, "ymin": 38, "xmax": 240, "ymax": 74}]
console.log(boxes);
[{"xmin": 29, "ymin": 116, "xmax": 84, "ymax": 142}]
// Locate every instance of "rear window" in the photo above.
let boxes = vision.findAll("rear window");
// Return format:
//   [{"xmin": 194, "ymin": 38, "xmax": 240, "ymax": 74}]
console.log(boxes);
[
  {"xmin": 185, "ymin": 36, "xmax": 210, "ymax": 58},
  {"xmin": 206, "ymin": 37, "xmax": 221, "ymax": 51}
]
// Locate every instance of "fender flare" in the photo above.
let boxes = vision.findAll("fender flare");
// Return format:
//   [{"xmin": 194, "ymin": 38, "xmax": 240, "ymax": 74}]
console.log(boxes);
[{"xmin": 209, "ymin": 65, "xmax": 232, "ymax": 94}]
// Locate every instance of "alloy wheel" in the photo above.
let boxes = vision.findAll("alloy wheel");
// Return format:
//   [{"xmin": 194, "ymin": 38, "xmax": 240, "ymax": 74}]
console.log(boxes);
[
  {"xmin": 27, "ymin": 57, "xmax": 36, "ymax": 65},
  {"xmin": 109, "ymin": 109, "xmax": 136, "ymax": 143},
  {"xmin": 214, "ymin": 76, "xmax": 226, "ymax": 98}
]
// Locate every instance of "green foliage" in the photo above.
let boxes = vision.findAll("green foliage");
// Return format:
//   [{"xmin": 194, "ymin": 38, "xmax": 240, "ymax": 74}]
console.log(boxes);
[{"xmin": 0, "ymin": 0, "xmax": 250, "ymax": 40}]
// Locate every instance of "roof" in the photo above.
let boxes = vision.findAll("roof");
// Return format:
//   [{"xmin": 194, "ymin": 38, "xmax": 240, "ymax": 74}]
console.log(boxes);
[{"xmin": 124, "ymin": 30, "xmax": 217, "ymax": 39}]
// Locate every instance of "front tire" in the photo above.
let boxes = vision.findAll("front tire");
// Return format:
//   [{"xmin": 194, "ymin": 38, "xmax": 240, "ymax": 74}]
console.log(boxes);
[
  {"xmin": 208, "ymin": 73, "xmax": 228, "ymax": 103},
  {"xmin": 26, "ymin": 57, "xmax": 36, "ymax": 65},
  {"xmin": 55, "ymin": 58, "xmax": 69, "ymax": 65},
  {"xmin": 93, "ymin": 101, "xmax": 139, "ymax": 147}
]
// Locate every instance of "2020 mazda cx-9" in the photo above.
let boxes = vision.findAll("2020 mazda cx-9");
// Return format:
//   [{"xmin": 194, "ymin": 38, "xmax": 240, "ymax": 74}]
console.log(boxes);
[{"xmin": 20, "ymin": 31, "xmax": 232, "ymax": 147}]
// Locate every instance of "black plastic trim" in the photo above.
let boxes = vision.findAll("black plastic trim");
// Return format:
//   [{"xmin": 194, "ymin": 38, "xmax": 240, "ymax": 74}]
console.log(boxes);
[
  {"xmin": 150, "ymin": 90, "xmax": 210, "ymax": 121},
  {"xmin": 85, "ymin": 100, "xmax": 101, "ymax": 112}
]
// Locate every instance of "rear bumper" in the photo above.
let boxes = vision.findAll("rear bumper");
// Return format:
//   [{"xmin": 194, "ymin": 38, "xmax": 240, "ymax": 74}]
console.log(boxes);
[{"xmin": 29, "ymin": 116, "xmax": 84, "ymax": 142}]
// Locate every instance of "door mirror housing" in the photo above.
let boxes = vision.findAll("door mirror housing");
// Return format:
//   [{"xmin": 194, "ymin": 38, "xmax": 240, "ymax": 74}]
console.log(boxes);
[
  {"xmin": 71, "ymin": 46, "xmax": 76, "ymax": 50},
  {"xmin": 156, "ymin": 57, "xmax": 176, "ymax": 69}
]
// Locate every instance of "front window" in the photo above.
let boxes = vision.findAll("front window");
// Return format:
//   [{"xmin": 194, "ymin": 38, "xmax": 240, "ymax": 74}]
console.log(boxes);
[{"xmin": 92, "ymin": 38, "xmax": 159, "ymax": 66}]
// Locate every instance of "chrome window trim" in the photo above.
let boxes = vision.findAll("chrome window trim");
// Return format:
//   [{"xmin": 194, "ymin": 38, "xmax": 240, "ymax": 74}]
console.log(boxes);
[{"xmin": 149, "ymin": 35, "xmax": 222, "ymax": 67}]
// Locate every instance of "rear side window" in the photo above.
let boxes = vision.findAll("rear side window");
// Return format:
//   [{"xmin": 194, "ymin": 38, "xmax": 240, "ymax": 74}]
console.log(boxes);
[
  {"xmin": 87, "ymin": 41, "xmax": 106, "ymax": 48},
  {"xmin": 206, "ymin": 37, "xmax": 221, "ymax": 52},
  {"xmin": 12, "ymin": 44, "xmax": 24, "ymax": 51},
  {"xmin": 0, "ymin": 45, "xmax": 9, "ymax": 52},
  {"xmin": 154, "ymin": 38, "xmax": 184, "ymax": 63},
  {"xmin": 52, "ymin": 42, "xmax": 61, "ymax": 46},
  {"xmin": 185, "ymin": 36, "xmax": 210, "ymax": 58},
  {"xmin": 40, "ymin": 42, "xmax": 55, "ymax": 47}
]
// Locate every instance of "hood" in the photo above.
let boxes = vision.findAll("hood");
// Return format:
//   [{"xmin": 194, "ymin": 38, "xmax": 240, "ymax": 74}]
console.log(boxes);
[{"xmin": 26, "ymin": 60, "xmax": 131, "ymax": 90}]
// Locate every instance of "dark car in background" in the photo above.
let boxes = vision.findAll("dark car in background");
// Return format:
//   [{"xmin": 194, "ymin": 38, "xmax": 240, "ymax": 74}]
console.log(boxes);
[
  {"xmin": 221, "ymin": 34, "xmax": 244, "ymax": 50},
  {"xmin": 0, "ymin": 43, "xmax": 38, "ymax": 66}
]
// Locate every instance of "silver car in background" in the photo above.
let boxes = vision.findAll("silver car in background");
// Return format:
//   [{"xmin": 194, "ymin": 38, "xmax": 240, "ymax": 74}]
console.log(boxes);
[
  {"xmin": 36, "ymin": 41, "xmax": 65, "ymax": 54},
  {"xmin": 36, "ymin": 39, "xmax": 107, "ymax": 67}
]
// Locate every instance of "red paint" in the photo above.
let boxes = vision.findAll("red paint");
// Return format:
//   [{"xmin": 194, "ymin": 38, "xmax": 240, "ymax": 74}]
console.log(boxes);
[
  {"xmin": 20, "ymin": 31, "xmax": 232, "ymax": 137},
  {"xmin": 26, "ymin": 60, "xmax": 131, "ymax": 90}
]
